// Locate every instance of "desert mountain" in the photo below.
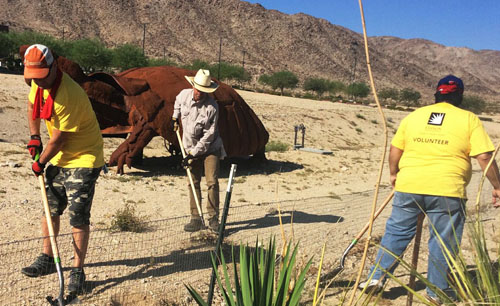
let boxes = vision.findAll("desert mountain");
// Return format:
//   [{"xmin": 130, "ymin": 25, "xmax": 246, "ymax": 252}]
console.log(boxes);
[{"xmin": 1, "ymin": 0, "xmax": 499, "ymax": 103}]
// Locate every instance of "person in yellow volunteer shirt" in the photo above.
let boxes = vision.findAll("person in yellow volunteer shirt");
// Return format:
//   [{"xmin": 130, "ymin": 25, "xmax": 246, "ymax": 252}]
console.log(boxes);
[
  {"xmin": 360, "ymin": 75, "xmax": 500, "ymax": 302},
  {"xmin": 20, "ymin": 44, "xmax": 104, "ymax": 295}
]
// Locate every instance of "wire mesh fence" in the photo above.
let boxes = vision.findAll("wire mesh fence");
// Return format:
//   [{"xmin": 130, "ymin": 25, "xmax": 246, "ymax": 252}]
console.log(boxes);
[{"xmin": 0, "ymin": 176, "xmax": 493, "ymax": 305}]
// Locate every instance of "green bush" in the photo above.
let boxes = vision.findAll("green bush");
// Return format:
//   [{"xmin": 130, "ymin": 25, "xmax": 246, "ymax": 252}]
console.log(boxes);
[
  {"xmin": 147, "ymin": 57, "xmax": 177, "ymax": 67},
  {"xmin": 68, "ymin": 38, "xmax": 112, "ymax": 72},
  {"xmin": 346, "ymin": 82, "xmax": 370, "ymax": 98},
  {"xmin": 258, "ymin": 70, "xmax": 299, "ymax": 95},
  {"xmin": 186, "ymin": 238, "xmax": 312, "ymax": 306},
  {"xmin": 461, "ymin": 95, "xmax": 487, "ymax": 114},
  {"xmin": 304, "ymin": 78, "xmax": 330, "ymax": 97},
  {"xmin": 112, "ymin": 44, "xmax": 148, "ymax": 71},
  {"xmin": 182, "ymin": 59, "xmax": 211, "ymax": 71},
  {"xmin": 265, "ymin": 141, "xmax": 290, "ymax": 152},
  {"xmin": 378, "ymin": 87, "xmax": 399, "ymax": 101},
  {"xmin": 399, "ymin": 88, "xmax": 421, "ymax": 106}
]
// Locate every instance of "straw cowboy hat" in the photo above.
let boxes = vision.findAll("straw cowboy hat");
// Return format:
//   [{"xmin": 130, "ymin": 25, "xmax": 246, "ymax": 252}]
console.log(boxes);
[{"xmin": 184, "ymin": 69, "xmax": 219, "ymax": 93}]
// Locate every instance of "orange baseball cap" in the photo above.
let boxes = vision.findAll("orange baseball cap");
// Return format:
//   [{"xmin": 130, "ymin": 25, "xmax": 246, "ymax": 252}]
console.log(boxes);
[{"xmin": 23, "ymin": 44, "xmax": 54, "ymax": 79}]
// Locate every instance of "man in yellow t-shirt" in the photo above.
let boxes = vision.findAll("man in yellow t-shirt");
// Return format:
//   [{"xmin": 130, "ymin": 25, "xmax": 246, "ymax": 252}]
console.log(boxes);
[
  {"xmin": 360, "ymin": 75, "xmax": 500, "ymax": 301},
  {"xmin": 20, "ymin": 44, "xmax": 104, "ymax": 295}
]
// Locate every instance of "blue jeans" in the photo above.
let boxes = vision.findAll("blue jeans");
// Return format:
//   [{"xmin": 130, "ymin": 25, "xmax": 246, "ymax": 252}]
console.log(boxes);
[{"xmin": 368, "ymin": 192, "xmax": 466, "ymax": 298}]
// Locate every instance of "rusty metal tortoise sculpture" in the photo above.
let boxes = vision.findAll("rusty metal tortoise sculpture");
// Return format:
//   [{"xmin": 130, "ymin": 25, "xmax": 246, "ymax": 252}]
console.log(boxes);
[{"xmin": 20, "ymin": 46, "xmax": 269, "ymax": 174}]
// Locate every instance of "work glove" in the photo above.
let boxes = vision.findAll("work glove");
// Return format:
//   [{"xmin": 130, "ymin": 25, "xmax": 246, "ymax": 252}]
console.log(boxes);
[
  {"xmin": 32, "ymin": 160, "xmax": 46, "ymax": 176},
  {"xmin": 181, "ymin": 154, "xmax": 194, "ymax": 168},
  {"xmin": 170, "ymin": 117, "xmax": 179, "ymax": 132},
  {"xmin": 27, "ymin": 135, "xmax": 43, "ymax": 160}
]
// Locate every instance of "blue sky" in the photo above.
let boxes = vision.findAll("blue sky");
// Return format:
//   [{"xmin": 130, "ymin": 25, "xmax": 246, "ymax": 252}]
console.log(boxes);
[{"xmin": 245, "ymin": 1, "xmax": 500, "ymax": 51}]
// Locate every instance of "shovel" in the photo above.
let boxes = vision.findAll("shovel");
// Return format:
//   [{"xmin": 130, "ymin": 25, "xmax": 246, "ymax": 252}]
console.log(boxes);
[
  {"xmin": 175, "ymin": 129, "xmax": 206, "ymax": 227},
  {"xmin": 36, "ymin": 168, "xmax": 66, "ymax": 306},
  {"xmin": 322, "ymin": 190, "xmax": 395, "ymax": 281}
]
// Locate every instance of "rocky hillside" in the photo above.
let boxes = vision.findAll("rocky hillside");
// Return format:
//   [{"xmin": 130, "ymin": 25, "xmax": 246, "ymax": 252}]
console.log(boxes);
[{"xmin": 1, "ymin": 0, "xmax": 499, "ymax": 103}]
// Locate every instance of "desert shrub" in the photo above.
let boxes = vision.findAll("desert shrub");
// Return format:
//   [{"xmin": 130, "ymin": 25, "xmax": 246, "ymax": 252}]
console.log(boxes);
[
  {"xmin": 215, "ymin": 62, "xmax": 251, "ymax": 82},
  {"xmin": 304, "ymin": 78, "xmax": 330, "ymax": 97},
  {"xmin": 259, "ymin": 70, "xmax": 299, "ymax": 95},
  {"xmin": 346, "ymin": 82, "xmax": 370, "ymax": 98},
  {"xmin": 112, "ymin": 44, "xmax": 148, "ymax": 71},
  {"xmin": 301, "ymin": 92, "xmax": 317, "ymax": 100},
  {"xmin": 68, "ymin": 38, "xmax": 112, "ymax": 72},
  {"xmin": 186, "ymin": 238, "xmax": 312, "ymax": 306},
  {"xmin": 356, "ymin": 113, "xmax": 366, "ymax": 120},
  {"xmin": 182, "ymin": 59, "xmax": 211, "ymax": 71},
  {"xmin": 378, "ymin": 87, "xmax": 399, "ymax": 101},
  {"xmin": 147, "ymin": 57, "xmax": 177, "ymax": 67},
  {"xmin": 109, "ymin": 203, "xmax": 149, "ymax": 232},
  {"xmin": 399, "ymin": 88, "xmax": 421, "ymax": 106},
  {"xmin": 266, "ymin": 140, "xmax": 289, "ymax": 152},
  {"xmin": 461, "ymin": 95, "xmax": 487, "ymax": 114}
]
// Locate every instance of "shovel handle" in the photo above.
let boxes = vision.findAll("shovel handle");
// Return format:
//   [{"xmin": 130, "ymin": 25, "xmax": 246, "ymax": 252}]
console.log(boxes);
[
  {"xmin": 38, "ymin": 175, "xmax": 61, "ymax": 259},
  {"xmin": 354, "ymin": 190, "xmax": 395, "ymax": 241},
  {"xmin": 339, "ymin": 190, "xmax": 395, "ymax": 266},
  {"xmin": 175, "ymin": 129, "xmax": 205, "ymax": 226}
]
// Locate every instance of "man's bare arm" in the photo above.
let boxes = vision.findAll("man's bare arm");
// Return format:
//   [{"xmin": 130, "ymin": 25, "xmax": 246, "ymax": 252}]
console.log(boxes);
[
  {"xmin": 474, "ymin": 152, "xmax": 500, "ymax": 206},
  {"xmin": 389, "ymin": 145, "xmax": 404, "ymax": 188},
  {"xmin": 27, "ymin": 101, "xmax": 41, "ymax": 136}
]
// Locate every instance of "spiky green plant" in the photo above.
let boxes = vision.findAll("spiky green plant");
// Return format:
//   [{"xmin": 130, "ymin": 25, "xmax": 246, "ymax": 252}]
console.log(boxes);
[{"xmin": 186, "ymin": 237, "xmax": 312, "ymax": 305}]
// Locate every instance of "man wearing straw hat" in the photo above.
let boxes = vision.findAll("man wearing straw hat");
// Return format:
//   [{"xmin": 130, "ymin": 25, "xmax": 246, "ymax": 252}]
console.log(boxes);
[
  {"xmin": 360, "ymin": 75, "xmax": 500, "ymax": 302},
  {"xmin": 171, "ymin": 69, "xmax": 226, "ymax": 232},
  {"xmin": 20, "ymin": 44, "xmax": 104, "ymax": 294}
]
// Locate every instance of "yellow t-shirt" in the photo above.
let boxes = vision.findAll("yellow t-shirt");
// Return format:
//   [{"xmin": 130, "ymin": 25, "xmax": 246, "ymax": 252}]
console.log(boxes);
[
  {"xmin": 29, "ymin": 73, "xmax": 105, "ymax": 168},
  {"xmin": 392, "ymin": 102, "xmax": 494, "ymax": 198}
]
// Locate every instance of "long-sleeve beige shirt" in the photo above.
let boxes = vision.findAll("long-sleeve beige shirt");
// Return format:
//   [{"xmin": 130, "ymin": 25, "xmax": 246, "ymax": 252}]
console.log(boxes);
[{"xmin": 173, "ymin": 88, "xmax": 226, "ymax": 158}]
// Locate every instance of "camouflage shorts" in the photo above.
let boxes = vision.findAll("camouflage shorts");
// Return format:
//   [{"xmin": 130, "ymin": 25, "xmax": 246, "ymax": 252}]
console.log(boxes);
[{"xmin": 44, "ymin": 165, "xmax": 101, "ymax": 227}]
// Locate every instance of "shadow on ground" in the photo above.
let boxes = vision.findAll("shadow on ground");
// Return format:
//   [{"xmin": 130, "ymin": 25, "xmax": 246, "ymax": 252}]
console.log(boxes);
[
  {"xmin": 119, "ymin": 154, "xmax": 303, "ymax": 178},
  {"xmin": 226, "ymin": 210, "xmax": 343, "ymax": 236}
]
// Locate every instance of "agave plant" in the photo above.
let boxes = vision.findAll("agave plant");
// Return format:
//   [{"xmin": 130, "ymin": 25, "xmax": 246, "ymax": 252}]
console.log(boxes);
[{"xmin": 186, "ymin": 237, "xmax": 312, "ymax": 305}]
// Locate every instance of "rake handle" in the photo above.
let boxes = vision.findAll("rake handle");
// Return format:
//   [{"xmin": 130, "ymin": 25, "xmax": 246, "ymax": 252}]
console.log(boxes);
[
  {"xmin": 175, "ymin": 129, "xmax": 205, "ymax": 226},
  {"xmin": 38, "ymin": 175, "xmax": 65, "ymax": 306},
  {"xmin": 340, "ymin": 190, "xmax": 395, "ymax": 267}
]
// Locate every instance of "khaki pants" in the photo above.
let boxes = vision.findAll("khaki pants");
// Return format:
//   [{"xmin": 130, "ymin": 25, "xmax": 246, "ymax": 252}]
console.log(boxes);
[{"xmin": 188, "ymin": 153, "xmax": 220, "ymax": 219}]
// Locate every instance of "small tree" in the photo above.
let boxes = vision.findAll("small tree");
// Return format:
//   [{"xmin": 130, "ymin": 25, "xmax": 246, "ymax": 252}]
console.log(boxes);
[
  {"xmin": 68, "ymin": 38, "xmax": 112, "ymax": 73},
  {"xmin": 399, "ymin": 87, "xmax": 421, "ymax": 106},
  {"xmin": 259, "ymin": 70, "xmax": 298, "ymax": 95},
  {"xmin": 112, "ymin": 44, "xmax": 147, "ymax": 71},
  {"xmin": 346, "ymin": 82, "xmax": 370, "ymax": 99},
  {"xmin": 461, "ymin": 95, "xmax": 487, "ymax": 114},
  {"xmin": 217, "ymin": 62, "xmax": 251, "ymax": 82},
  {"xmin": 378, "ymin": 87, "xmax": 399, "ymax": 101},
  {"xmin": 327, "ymin": 80, "xmax": 346, "ymax": 96},
  {"xmin": 182, "ymin": 59, "xmax": 211, "ymax": 71},
  {"xmin": 147, "ymin": 57, "xmax": 177, "ymax": 67},
  {"xmin": 0, "ymin": 33, "xmax": 15, "ymax": 58},
  {"xmin": 10, "ymin": 30, "xmax": 68, "ymax": 57},
  {"xmin": 304, "ymin": 78, "xmax": 329, "ymax": 97}
]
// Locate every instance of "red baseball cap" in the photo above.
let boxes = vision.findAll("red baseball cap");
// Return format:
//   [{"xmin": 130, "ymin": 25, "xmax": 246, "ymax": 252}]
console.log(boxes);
[{"xmin": 23, "ymin": 44, "xmax": 54, "ymax": 79}]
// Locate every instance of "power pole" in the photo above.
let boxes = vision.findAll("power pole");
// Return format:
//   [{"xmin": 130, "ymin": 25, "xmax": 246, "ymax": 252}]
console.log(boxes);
[
  {"xmin": 350, "ymin": 41, "xmax": 358, "ymax": 84},
  {"xmin": 242, "ymin": 50, "xmax": 246, "ymax": 70},
  {"xmin": 217, "ymin": 37, "xmax": 222, "ymax": 80},
  {"xmin": 142, "ymin": 23, "xmax": 147, "ymax": 55},
  {"xmin": 62, "ymin": 27, "xmax": 65, "ymax": 41}
]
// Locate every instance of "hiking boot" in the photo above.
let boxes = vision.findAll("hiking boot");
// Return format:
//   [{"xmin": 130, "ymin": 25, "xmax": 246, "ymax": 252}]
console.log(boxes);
[
  {"xmin": 208, "ymin": 216, "xmax": 220, "ymax": 232},
  {"xmin": 184, "ymin": 218, "xmax": 203, "ymax": 232},
  {"xmin": 21, "ymin": 253, "xmax": 57, "ymax": 277},
  {"xmin": 358, "ymin": 278, "xmax": 384, "ymax": 293},
  {"xmin": 68, "ymin": 267, "xmax": 86, "ymax": 294}
]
